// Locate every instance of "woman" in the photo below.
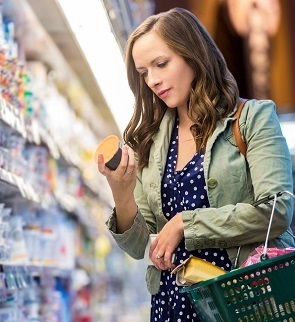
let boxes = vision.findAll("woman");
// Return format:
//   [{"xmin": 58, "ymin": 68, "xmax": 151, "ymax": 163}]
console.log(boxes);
[{"xmin": 97, "ymin": 7, "xmax": 294, "ymax": 321}]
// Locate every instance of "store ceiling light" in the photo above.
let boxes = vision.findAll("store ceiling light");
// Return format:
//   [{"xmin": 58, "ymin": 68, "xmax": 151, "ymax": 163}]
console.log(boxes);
[{"xmin": 56, "ymin": 0, "xmax": 134, "ymax": 134}]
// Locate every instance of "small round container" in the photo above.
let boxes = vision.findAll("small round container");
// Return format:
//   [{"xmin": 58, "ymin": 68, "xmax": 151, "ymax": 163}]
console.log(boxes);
[{"xmin": 94, "ymin": 135, "xmax": 122, "ymax": 170}]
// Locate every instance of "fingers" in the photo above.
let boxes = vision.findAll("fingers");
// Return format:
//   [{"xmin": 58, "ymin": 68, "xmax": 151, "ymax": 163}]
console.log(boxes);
[
  {"xmin": 153, "ymin": 253, "xmax": 175, "ymax": 270},
  {"xmin": 150, "ymin": 239, "xmax": 176, "ymax": 270},
  {"xmin": 97, "ymin": 153, "xmax": 109, "ymax": 175},
  {"xmin": 151, "ymin": 251, "xmax": 164, "ymax": 270},
  {"xmin": 154, "ymin": 258, "xmax": 167, "ymax": 270},
  {"xmin": 150, "ymin": 239, "xmax": 163, "ymax": 270},
  {"xmin": 120, "ymin": 145, "xmax": 136, "ymax": 176},
  {"xmin": 97, "ymin": 145, "xmax": 136, "ymax": 177}
]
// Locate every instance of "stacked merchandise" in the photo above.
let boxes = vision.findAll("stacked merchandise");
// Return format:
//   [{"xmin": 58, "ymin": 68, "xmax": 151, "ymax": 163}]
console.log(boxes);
[
  {"xmin": 0, "ymin": 1, "xmax": 151, "ymax": 321},
  {"xmin": 0, "ymin": 5, "xmax": 103, "ymax": 322}
]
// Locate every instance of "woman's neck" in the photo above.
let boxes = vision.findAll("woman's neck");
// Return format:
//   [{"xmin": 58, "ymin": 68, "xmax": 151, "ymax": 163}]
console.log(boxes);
[{"xmin": 177, "ymin": 107, "xmax": 194, "ymax": 128}]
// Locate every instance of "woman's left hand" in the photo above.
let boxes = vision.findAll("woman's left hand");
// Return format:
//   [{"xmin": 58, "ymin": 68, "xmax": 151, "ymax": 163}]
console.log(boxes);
[{"xmin": 150, "ymin": 213, "xmax": 184, "ymax": 270}]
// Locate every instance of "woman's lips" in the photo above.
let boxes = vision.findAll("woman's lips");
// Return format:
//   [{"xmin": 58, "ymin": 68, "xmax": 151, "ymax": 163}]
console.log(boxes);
[{"xmin": 158, "ymin": 89, "xmax": 170, "ymax": 98}]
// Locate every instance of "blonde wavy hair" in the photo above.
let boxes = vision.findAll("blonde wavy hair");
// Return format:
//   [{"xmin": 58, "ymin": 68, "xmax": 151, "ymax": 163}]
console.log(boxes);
[{"xmin": 124, "ymin": 7, "xmax": 239, "ymax": 171}]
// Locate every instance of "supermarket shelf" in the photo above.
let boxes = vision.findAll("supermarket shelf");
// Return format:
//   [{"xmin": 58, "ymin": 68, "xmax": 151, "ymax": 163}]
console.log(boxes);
[
  {"xmin": 0, "ymin": 95, "xmax": 101, "ymax": 198},
  {"xmin": 0, "ymin": 170, "xmax": 99, "ymax": 240},
  {"xmin": 0, "ymin": 171, "xmax": 23, "ymax": 199},
  {"xmin": 4, "ymin": 0, "xmax": 120, "ymax": 139},
  {"xmin": 0, "ymin": 97, "xmax": 108, "ymax": 241},
  {"xmin": 0, "ymin": 1, "xmax": 143, "ymax": 320},
  {"xmin": 0, "ymin": 169, "xmax": 40, "ymax": 203},
  {"xmin": 25, "ymin": 0, "xmax": 108, "ymax": 115},
  {"xmin": 0, "ymin": 263, "xmax": 72, "ymax": 288}
]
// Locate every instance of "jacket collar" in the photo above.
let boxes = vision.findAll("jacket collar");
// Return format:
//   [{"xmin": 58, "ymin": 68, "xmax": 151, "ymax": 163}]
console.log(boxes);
[{"xmin": 151, "ymin": 103, "xmax": 236, "ymax": 173}]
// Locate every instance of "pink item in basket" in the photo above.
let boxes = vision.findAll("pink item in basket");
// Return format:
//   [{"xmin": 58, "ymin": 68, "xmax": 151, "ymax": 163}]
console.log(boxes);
[{"xmin": 240, "ymin": 246, "xmax": 295, "ymax": 268}]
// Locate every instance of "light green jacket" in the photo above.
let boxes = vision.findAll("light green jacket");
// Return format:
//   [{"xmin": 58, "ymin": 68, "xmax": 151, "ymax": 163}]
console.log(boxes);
[{"xmin": 106, "ymin": 99, "xmax": 294, "ymax": 295}]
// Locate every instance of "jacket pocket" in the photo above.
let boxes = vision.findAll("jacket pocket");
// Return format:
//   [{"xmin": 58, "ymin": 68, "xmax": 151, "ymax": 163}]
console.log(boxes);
[{"xmin": 145, "ymin": 265, "xmax": 161, "ymax": 295}]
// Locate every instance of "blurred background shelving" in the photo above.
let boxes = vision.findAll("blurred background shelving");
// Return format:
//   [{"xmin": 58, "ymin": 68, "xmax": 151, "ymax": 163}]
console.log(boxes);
[{"xmin": 0, "ymin": 0, "xmax": 150, "ymax": 321}]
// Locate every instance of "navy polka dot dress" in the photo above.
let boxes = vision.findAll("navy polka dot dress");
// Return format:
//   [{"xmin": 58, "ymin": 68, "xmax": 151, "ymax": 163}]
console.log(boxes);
[{"xmin": 150, "ymin": 118, "xmax": 232, "ymax": 322}]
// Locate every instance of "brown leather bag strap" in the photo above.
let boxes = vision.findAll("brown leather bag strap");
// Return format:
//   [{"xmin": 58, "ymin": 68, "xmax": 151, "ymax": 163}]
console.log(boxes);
[{"xmin": 232, "ymin": 98, "xmax": 248, "ymax": 157}]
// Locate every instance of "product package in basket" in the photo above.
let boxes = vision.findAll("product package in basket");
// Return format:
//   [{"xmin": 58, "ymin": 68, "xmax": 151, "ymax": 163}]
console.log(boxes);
[{"xmin": 240, "ymin": 245, "xmax": 295, "ymax": 267}]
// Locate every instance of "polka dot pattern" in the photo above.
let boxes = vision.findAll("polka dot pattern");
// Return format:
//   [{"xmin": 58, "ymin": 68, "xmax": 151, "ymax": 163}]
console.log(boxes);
[{"xmin": 151, "ymin": 118, "xmax": 231, "ymax": 321}]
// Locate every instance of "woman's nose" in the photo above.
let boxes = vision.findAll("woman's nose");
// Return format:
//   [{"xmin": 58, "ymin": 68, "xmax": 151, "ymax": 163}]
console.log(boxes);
[{"xmin": 147, "ymin": 71, "xmax": 161, "ymax": 88}]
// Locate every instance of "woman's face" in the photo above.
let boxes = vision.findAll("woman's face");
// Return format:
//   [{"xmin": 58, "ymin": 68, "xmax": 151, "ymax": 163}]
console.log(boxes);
[{"xmin": 132, "ymin": 31, "xmax": 195, "ymax": 111}]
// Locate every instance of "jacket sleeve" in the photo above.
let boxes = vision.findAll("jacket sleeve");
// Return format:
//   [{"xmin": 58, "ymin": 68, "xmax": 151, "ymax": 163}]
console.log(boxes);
[
  {"xmin": 182, "ymin": 99, "xmax": 294, "ymax": 251},
  {"xmin": 105, "ymin": 171, "xmax": 156, "ymax": 259}
]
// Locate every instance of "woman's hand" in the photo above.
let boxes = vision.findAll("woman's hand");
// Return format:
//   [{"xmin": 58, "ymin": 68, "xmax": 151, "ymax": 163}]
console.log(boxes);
[
  {"xmin": 97, "ymin": 145, "xmax": 138, "ymax": 233},
  {"xmin": 97, "ymin": 145, "xmax": 136, "ymax": 201},
  {"xmin": 150, "ymin": 213, "xmax": 184, "ymax": 270}
]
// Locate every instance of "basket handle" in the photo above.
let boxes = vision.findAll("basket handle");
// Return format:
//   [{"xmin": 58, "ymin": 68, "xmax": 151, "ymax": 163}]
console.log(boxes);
[{"xmin": 260, "ymin": 190, "xmax": 295, "ymax": 261}]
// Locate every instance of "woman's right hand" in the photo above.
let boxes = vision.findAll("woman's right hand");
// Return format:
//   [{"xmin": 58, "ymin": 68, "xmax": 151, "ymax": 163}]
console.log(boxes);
[
  {"xmin": 97, "ymin": 145, "xmax": 138, "ymax": 233},
  {"xmin": 97, "ymin": 145, "xmax": 136, "ymax": 200}
]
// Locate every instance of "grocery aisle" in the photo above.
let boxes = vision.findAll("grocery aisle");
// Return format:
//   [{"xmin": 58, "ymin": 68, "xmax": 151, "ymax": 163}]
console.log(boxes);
[{"xmin": 0, "ymin": 0, "xmax": 151, "ymax": 320}]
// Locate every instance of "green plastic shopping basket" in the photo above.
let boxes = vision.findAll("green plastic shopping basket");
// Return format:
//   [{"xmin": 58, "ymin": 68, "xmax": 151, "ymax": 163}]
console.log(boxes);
[
  {"xmin": 180, "ymin": 251, "xmax": 295, "ymax": 322},
  {"xmin": 180, "ymin": 191, "xmax": 295, "ymax": 322}
]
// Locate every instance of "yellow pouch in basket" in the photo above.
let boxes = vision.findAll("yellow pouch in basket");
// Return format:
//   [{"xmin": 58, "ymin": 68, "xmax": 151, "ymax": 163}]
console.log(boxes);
[{"xmin": 170, "ymin": 256, "xmax": 227, "ymax": 286}]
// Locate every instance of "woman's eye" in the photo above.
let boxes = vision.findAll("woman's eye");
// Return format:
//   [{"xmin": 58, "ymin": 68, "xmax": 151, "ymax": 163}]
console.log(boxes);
[
  {"xmin": 158, "ymin": 61, "xmax": 167, "ymax": 68},
  {"xmin": 140, "ymin": 71, "xmax": 147, "ymax": 78}
]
